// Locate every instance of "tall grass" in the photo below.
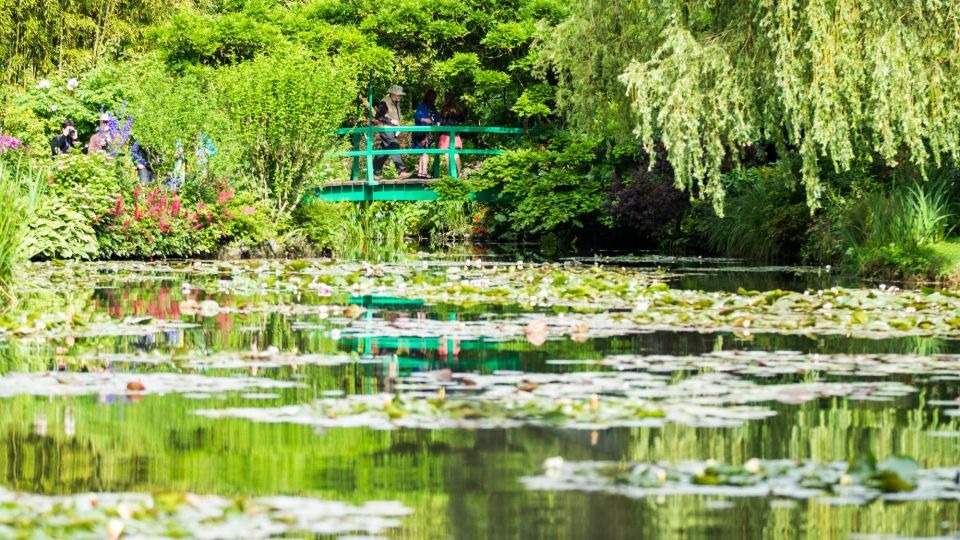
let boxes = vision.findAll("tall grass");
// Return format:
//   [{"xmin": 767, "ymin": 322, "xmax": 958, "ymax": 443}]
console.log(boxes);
[
  {"xmin": 841, "ymin": 180, "xmax": 954, "ymax": 253},
  {"xmin": 704, "ymin": 165, "xmax": 809, "ymax": 261},
  {"xmin": 340, "ymin": 203, "xmax": 411, "ymax": 262},
  {"xmin": 0, "ymin": 161, "xmax": 41, "ymax": 303}
]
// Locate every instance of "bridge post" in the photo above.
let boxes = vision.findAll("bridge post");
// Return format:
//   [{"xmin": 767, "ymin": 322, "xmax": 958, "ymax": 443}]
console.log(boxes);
[
  {"xmin": 365, "ymin": 125, "xmax": 375, "ymax": 185},
  {"xmin": 350, "ymin": 133, "xmax": 361, "ymax": 181},
  {"xmin": 447, "ymin": 128, "xmax": 458, "ymax": 179}
]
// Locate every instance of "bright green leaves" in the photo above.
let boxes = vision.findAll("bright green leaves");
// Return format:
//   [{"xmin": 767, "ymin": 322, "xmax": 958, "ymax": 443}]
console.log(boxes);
[
  {"xmin": 468, "ymin": 135, "xmax": 608, "ymax": 235},
  {"xmin": 545, "ymin": 0, "xmax": 960, "ymax": 211},
  {"xmin": 620, "ymin": 28, "xmax": 757, "ymax": 214},
  {"xmin": 512, "ymin": 84, "xmax": 554, "ymax": 118},
  {"xmin": 215, "ymin": 49, "xmax": 358, "ymax": 215}
]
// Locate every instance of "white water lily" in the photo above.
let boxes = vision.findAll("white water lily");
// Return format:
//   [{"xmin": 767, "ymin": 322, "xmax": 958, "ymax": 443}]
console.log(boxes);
[
  {"xmin": 744, "ymin": 458, "xmax": 762, "ymax": 474},
  {"xmin": 544, "ymin": 456, "xmax": 565, "ymax": 473}
]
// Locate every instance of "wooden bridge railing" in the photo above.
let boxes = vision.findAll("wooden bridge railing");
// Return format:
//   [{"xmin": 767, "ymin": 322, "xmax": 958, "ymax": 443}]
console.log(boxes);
[{"xmin": 330, "ymin": 125, "xmax": 525, "ymax": 183}]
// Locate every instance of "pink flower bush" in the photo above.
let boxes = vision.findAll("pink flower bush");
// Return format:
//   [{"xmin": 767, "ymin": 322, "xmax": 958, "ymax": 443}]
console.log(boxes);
[{"xmin": 0, "ymin": 135, "xmax": 23, "ymax": 152}]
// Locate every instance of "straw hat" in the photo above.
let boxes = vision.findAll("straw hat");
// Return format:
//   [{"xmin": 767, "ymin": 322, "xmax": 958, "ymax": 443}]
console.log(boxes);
[{"xmin": 387, "ymin": 84, "xmax": 406, "ymax": 96}]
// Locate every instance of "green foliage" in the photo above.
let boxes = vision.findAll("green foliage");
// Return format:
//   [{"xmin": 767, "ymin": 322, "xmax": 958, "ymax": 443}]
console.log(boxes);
[
  {"xmin": 838, "ymin": 181, "xmax": 956, "ymax": 279},
  {"xmin": 125, "ymin": 60, "xmax": 231, "ymax": 179},
  {"xmin": 544, "ymin": 0, "xmax": 960, "ymax": 210},
  {"xmin": 0, "ymin": 0, "xmax": 175, "ymax": 84},
  {"xmin": 221, "ymin": 191, "xmax": 277, "ymax": 251},
  {"xmin": 22, "ymin": 196, "xmax": 99, "ymax": 260},
  {"xmin": 216, "ymin": 49, "xmax": 357, "ymax": 216},
  {"xmin": 97, "ymin": 184, "xmax": 231, "ymax": 258},
  {"xmin": 340, "ymin": 203, "xmax": 413, "ymax": 261},
  {"xmin": 49, "ymin": 152, "xmax": 128, "ymax": 219},
  {"xmin": 291, "ymin": 201, "xmax": 350, "ymax": 251},
  {"xmin": 2, "ymin": 64, "xmax": 127, "ymax": 161},
  {"xmin": 469, "ymin": 135, "xmax": 609, "ymax": 237},
  {"xmin": 0, "ymin": 162, "xmax": 41, "ymax": 292},
  {"xmin": 703, "ymin": 164, "xmax": 810, "ymax": 261}
]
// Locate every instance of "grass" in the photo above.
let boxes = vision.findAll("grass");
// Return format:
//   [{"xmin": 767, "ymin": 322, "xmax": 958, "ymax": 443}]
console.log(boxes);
[
  {"xmin": 0, "ymin": 160, "xmax": 41, "ymax": 304},
  {"xmin": 928, "ymin": 239, "xmax": 960, "ymax": 283},
  {"xmin": 842, "ymin": 180, "xmax": 957, "ymax": 281}
]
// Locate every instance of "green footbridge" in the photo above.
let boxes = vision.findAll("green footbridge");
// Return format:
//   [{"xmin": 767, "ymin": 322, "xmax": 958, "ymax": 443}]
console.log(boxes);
[{"xmin": 314, "ymin": 125, "xmax": 524, "ymax": 202}]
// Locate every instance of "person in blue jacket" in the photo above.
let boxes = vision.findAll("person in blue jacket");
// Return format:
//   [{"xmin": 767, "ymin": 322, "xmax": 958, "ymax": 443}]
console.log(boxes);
[{"xmin": 412, "ymin": 88, "xmax": 439, "ymax": 178}]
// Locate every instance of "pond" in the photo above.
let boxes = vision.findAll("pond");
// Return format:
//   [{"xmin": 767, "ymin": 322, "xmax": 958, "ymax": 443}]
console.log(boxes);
[{"xmin": 2, "ymin": 253, "xmax": 960, "ymax": 538}]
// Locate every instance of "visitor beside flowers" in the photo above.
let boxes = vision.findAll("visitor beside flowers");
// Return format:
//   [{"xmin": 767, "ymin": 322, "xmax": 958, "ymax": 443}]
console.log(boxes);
[
  {"xmin": 50, "ymin": 119, "xmax": 79, "ymax": 157},
  {"xmin": 372, "ymin": 84, "xmax": 411, "ymax": 179},
  {"xmin": 87, "ymin": 113, "xmax": 111, "ymax": 154},
  {"xmin": 412, "ymin": 88, "xmax": 439, "ymax": 178},
  {"xmin": 439, "ymin": 93, "xmax": 466, "ymax": 175}
]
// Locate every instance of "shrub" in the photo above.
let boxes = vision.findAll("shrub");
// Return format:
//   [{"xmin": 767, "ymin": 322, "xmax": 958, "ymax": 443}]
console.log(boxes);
[
  {"xmin": 702, "ymin": 164, "xmax": 810, "ymax": 261},
  {"xmin": 607, "ymin": 158, "xmax": 689, "ymax": 246},
  {"xmin": 216, "ymin": 49, "xmax": 357, "ymax": 217},
  {"xmin": 838, "ymin": 180, "xmax": 955, "ymax": 277},
  {"xmin": 468, "ymin": 134, "xmax": 609, "ymax": 239},
  {"xmin": 22, "ymin": 196, "xmax": 99, "ymax": 260},
  {"xmin": 125, "ymin": 60, "xmax": 233, "ymax": 181},
  {"xmin": 49, "ymin": 152, "xmax": 129, "ymax": 219},
  {"xmin": 98, "ymin": 183, "xmax": 232, "ymax": 258},
  {"xmin": 291, "ymin": 201, "xmax": 350, "ymax": 252}
]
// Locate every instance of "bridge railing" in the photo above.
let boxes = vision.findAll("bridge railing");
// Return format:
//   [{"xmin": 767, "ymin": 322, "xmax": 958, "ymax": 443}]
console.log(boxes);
[{"xmin": 330, "ymin": 125, "xmax": 525, "ymax": 183}]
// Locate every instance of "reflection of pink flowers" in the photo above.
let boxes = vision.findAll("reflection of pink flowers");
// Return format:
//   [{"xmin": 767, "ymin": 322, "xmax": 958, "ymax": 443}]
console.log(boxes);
[{"xmin": 242, "ymin": 206, "xmax": 255, "ymax": 215}]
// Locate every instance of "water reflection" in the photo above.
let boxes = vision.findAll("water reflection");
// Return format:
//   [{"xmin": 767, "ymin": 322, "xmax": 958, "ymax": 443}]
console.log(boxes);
[{"xmin": 1, "ymin": 260, "xmax": 960, "ymax": 537}]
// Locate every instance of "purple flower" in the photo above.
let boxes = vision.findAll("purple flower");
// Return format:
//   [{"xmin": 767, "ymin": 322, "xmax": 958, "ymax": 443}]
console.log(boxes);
[{"xmin": 106, "ymin": 101, "xmax": 135, "ymax": 155}]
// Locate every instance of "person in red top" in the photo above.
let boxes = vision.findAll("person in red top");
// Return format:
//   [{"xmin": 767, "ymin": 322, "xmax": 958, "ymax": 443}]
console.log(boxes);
[{"xmin": 438, "ymin": 93, "xmax": 465, "ymax": 174}]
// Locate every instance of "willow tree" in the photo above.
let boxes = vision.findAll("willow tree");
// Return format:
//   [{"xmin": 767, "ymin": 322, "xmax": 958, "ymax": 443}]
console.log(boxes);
[{"xmin": 540, "ymin": 0, "xmax": 960, "ymax": 209}]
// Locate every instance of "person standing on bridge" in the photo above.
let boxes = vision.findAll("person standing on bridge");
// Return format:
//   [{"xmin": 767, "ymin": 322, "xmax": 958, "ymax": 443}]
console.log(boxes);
[
  {"xmin": 412, "ymin": 88, "xmax": 439, "ymax": 178},
  {"xmin": 439, "ymin": 93, "xmax": 465, "ymax": 175},
  {"xmin": 373, "ymin": 85, "xmax": 411, "ymax": 179}
]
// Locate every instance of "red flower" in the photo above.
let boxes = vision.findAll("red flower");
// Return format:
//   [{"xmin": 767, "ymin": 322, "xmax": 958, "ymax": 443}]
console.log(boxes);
[{"xmin": 217, "ymin": 188, "xmax": 234, "ymax": 205}]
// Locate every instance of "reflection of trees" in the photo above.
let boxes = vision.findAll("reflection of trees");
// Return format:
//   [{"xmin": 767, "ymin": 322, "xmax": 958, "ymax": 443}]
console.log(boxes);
[{"xmin": 0, "ymin": 391, "xmax": 957, "ymax": 538}]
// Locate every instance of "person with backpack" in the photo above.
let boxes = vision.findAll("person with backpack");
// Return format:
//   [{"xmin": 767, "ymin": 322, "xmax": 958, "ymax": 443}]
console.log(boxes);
[{"xmin": 372, "ymin": 85, "xmax": 411, "ymax": 179}]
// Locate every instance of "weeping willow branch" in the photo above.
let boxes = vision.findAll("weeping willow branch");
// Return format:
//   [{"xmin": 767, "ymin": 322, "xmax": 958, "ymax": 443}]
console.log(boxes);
[{"xmin": 544, "ymin": 0, "xmax": 960, "ymax": 210}]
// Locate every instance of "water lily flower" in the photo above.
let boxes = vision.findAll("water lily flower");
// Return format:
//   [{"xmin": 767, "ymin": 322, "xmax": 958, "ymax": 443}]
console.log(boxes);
[
  {"xmin": 653, "ymin": 467, "xmax": 667, "ymax": 485},
  {"xmin": 36, "ymin": 79, "xmax": 51, "ymax": 89},
  {"xmin": 744, "ymin": 458, "xmax": 762, "ymax": 474},
  {"xmin": 107, "ymin": 519, "xmax": 124, "ymax": 540},
  {"xmin": 544, "ymin": 456, "xmax": 565, "ymax": 474}
]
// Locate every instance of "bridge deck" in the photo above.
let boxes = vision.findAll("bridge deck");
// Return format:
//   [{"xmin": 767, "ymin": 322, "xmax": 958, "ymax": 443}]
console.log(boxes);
[{"xmin": 323, "ymin": 177, "xmax": 442, "ymax": 188}]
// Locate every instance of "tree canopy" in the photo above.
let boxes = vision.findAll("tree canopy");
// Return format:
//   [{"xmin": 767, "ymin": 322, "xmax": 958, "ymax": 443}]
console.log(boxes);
[{"xmin": 541, "ymin": 0, "xmax": 960, "ymax": 209}]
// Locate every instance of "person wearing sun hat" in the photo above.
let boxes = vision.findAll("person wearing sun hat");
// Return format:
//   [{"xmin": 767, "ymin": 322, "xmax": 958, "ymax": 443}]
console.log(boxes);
[
  {"xmin": 87, "ymin": 112, "xmax": 112, "ymax": 154},
  {"xmin": 372, "ymin": 84, "xmax": 411, "ymax": 179}
]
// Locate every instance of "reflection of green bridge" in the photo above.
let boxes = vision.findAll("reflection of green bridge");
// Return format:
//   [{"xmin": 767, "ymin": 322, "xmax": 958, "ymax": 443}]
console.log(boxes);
[
  {"xmin": 344, "ymin": 295, "xmax": 520, "ymax": 371},
  {"xmin": 314, "ymin": 125, "xmax": 523, "ymax": 202}
]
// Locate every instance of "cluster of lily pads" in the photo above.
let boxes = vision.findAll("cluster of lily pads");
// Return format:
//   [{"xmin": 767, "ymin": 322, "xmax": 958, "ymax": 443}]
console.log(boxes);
[
  {"xmin": 591, "ymin": 350, "xmax": 960, "ymax": 379},
  {"xmin": 521, "ymin": 454, "xmax": 960, "ymax": 506},
  {"xmin": 195, "ymin": 370, "xmax": 916, "ymax": 430},
  {"xmin": 0, "ymin": 371, "xmax": 301, "ymax": 398},
  {"xmin": 0, "ymin": 488, "xmax": 409, "ymax": 539}
]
